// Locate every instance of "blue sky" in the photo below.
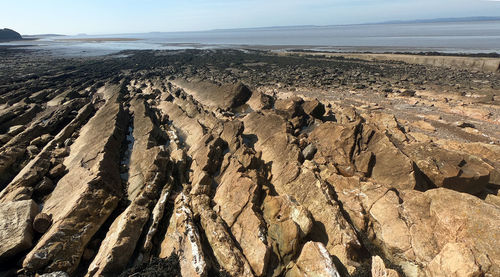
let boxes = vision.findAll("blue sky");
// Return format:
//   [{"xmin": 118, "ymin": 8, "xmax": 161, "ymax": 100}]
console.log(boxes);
[{"xmin": 1, "ymin": 0, "xmax": 500, "ymax": 35}]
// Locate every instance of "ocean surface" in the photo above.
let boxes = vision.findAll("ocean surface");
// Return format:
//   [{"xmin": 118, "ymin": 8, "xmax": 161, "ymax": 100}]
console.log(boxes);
[{"xmin": 2, "ymin": 20, "xmax": 500, "ymax": 57}]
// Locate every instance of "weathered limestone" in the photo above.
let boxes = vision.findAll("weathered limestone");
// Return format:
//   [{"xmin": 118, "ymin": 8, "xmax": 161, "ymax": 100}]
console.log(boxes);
[
  {"xmin": 310, "ymin": 121, "xmax": 416, "ymax": 189},
  {"xmin": 22, "ymin": 86, "xmax": 127, "ymax": 274},
  {"xmin": 243, "ymin": 111, "xmax": 363, "ymax": 272},
  {"xmin": 159, "ymin": 193, "xmax": 207, "ymax": 277},
  {"xmin": 0, "ymin": 103, "xmax": 94, "ymax": 202},
  {"xmin": 214, "ymin": 158, "xmax": 270, "ymax": 276},
  {"xmin": 173, "ymin": 79, "xmax": 252, "ymax": 111},
  {"xmin": 404, "ymin": 143, "xmax": 491, "ymax": 194},
  {"xmin": 86, "ymin": 203, "xmax": 149, "ymax": 276},
  {"xmin": 425, "ymin": 243, "xmax": 481, "ymax": 277},
  {"xmin": 191, "ymin": 195, "xmax": 254, "ymax": 277},
  {"xmin": 157, "ymin": 101, "xmax": 205, "ymax": 147},
  {"xmin": 127, "ymin": 97, "xmax": 168, "ymax": 201},
  {"xmin": 285, "ymin": 241, "xmax": 341, "ymax": 277},
  {"xmin": 0, "ymin": 99, "xmax": 87, "ymax": 188},
  {"xmin": 262, "ymin": 194, "xmax": 313, "ymax": 276},
  {"xmin": 330, "ymin": 172, "xmax": 500, "ymax": 277},
  {"xmin": 0, "ymin": 200, "xmax": 39, "ymax": 260},
  {"xmin": 371, "ymin": 256, "xmax": 400, "ymax": 277}
]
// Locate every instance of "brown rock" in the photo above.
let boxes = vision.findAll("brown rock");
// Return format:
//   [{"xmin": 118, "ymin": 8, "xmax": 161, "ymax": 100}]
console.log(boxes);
[
  {"xmin": 372, "ymin": 256, "xmax": 400, "ymax": 277},
  {"xmin": 33, "ymin": 213, "xmax": 52, "ymax": 233},
  {"xmin": 34, "ymin": 177, "xmax": 55, "ymax": 194},
  {"xmin": 126, "ymin": 98, "xmax": 169, "ymax": 202},
  {"xmin": 285, "ymin": 241, "xmax": 341, "ymax": 277},
  {"xmin": 426, "ymin": 243, "xmax": 481, "ymax": 277},
  {"xmin": 404, "ymin": 143, "xmax": 491, "ymax": 194},
  {"xmin": 262, "ymin": 194, "xmax": 313, "ymax": 276},
  {"xmin": 86, "ymin": 203, "xmax": 150, "ymax": 276},
  {"xmin": 23, "ymin": 88, "xmax": 127, "ymax": 274},
  {"xmin": 172, "ymin": 79, "xmax": 252, "ymax": 110},
  {"xmin": 275, "ymin": 96, "xmax": 304, "ymax": 118},
  {"xmin": 191, "ymin": 195, "xmax": 254, "ymax": 277},
  {"xmin": 214, "ymin": 158, "xmax": 270, "ymax": 276},
  {"xmin": 310, "ymin": 121, "xmax": 416, "ymax": 190},
  {"xmin": 243, "ymin": 112, "xmax": 362, "ymax": 272},
  {"xmin": 48, "ymin": 164, "xmax": 66, "ymax": 179},
  {"xmin": 331, "ymin": 175, "xmax": 500, "ymax": 277},
  {"xmin": 0, "ymin": 200, "xmax": 39, "ymax": 260},
  {"xmin": 302, "ymin": 99, "xmax": 325, "ymax": 119}
]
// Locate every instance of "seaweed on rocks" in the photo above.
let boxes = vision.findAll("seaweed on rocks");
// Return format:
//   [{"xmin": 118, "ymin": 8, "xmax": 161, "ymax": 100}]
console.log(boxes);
[{"xmin": 118, "ymin": 254, "xmax": 181, "ymax": 277}]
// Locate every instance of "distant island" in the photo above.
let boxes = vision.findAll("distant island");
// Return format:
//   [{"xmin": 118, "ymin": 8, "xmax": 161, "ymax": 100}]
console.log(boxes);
[
  {"xmin": 0, "ymin": 28, "xmax": 22, "ymax": 41},
  {"xmin": 375, "ymin": 16, "xmax": 500, "ymax": 25}
]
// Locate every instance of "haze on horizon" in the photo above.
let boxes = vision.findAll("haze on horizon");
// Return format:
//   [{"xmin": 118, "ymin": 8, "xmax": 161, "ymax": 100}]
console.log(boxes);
[{"xmin": 2, "ymin": 0, "xmax": 500, "ymax": 35}]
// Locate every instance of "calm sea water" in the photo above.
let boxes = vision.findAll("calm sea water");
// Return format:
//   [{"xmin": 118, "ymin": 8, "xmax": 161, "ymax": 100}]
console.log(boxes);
[{"xmin": 3, "ymin": 20, "xmax": 500, "ymax": 56}]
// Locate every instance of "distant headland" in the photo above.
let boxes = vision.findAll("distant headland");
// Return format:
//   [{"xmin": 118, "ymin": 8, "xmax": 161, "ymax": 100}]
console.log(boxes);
[{"xmin": 0, "ymin": 28, "xmax": 22, "ymax": 41}]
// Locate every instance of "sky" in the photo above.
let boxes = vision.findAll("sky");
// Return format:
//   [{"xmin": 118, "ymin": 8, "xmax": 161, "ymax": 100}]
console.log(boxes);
[{"xmin": 1, "ymin": 0, "xmax": 500, "ymax": 35}]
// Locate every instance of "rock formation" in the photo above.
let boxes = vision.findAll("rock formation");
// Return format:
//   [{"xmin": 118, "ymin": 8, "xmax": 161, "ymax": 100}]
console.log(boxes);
[{"xmin": 0, "ymin": 49, "xmax": 499, "ymax": 277}]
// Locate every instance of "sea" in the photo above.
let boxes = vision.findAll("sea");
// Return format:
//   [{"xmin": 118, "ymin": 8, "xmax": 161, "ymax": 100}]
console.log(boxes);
[{"xmin": 2, "ymin": 20, "xmax": 500, "ymax": 57}]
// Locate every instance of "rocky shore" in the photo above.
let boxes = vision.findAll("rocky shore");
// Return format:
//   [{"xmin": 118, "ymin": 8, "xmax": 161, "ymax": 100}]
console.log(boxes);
[{"xmin": 0, "ymin": 49, "xmax": 499, "ymax": 277}]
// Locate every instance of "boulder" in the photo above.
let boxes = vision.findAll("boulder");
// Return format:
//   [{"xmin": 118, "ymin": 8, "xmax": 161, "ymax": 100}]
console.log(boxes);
[
  {"xmin": 275, "ymin": 96, "xmax": 304, "ymax": 118},
  {"xmin": 48, "ymin": 164, "xmax": 66, "ymax": 179},
  {"xmin": 302, "ymin": 99, "xmax": 325, "ymax": 119},
  {"xmin": 0, "ymin": 200, "xmax": 39, "ymax": 260},
  {"xmin": 172, "ymin": 79, "xmax": 252, "ymax": 110}
]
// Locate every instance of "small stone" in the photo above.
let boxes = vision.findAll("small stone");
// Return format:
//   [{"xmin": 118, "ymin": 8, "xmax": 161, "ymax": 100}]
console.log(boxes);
[
  {"xmin": 30, "ymin": 136, "xmax": 43, "ymax": 147},
  {"xmin": 456, "ymin": 121, "xmax": 476, "ymax": 129},
  {"xmin": 52, "ymin": 148, "xmax": 68, "ymax": 158},
  {"xmin": 40, "ymin": 134, "xmax": 53, "ymax": 143},
  {"xmin": 48, "ymin": 164, "xmax": 66, "ymax": 179},
  {"xmin": 26, "ymin": 145, "xmax": 39, "ymax": 157},
  {"xmin": 400, "ymin": 89, "xmax": 416, "ymax": 97},
  {"xmin": 33, "ymin": 213, "xmax": 52, "ymax": 233},
  {"xmin": 302, "ymin": 144, "xmax": 317, "ymax": 160},
  {"xmin": 82, "ymin": 248, "xmax": 95, "ymax": 260},
  {"xmin": 35, "ymin": 177, "xmax": 55, "ymax": 194}
]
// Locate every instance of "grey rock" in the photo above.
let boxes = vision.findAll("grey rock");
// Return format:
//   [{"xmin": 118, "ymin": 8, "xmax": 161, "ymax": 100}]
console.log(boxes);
[
  {"xmin": 0, "ymin": 200, "xmax": 39, "ymax": 260},
  {"xmin": 302, "ymin": 144, "xmax": 317, "ymax": 160}
]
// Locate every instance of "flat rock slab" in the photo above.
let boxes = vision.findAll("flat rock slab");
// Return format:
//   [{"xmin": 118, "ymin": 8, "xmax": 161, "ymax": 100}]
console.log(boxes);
[{"xmin": 0, "ymin": 200, "xmax": 38, "ymax": 260}]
